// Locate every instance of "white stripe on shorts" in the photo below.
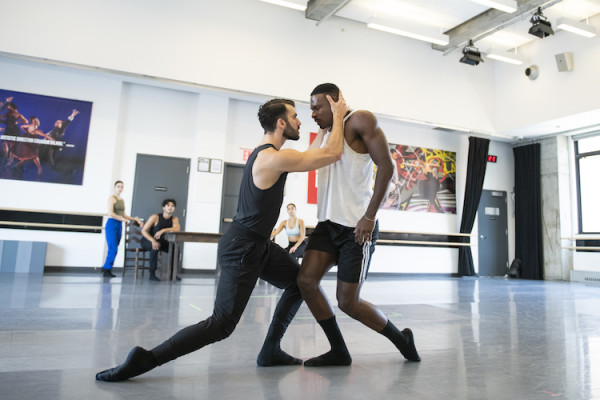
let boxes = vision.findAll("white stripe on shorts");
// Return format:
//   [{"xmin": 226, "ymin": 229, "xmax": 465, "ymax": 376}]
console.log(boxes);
[{"xmin": 360, "ymin": 241, "xmax": 371, "ymax": 283}]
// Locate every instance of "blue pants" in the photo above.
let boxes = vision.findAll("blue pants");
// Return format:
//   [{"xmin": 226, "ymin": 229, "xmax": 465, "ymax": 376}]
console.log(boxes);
[{"xmin": 103, "ymin": 218, "xmax": 122, "ymax": 271}]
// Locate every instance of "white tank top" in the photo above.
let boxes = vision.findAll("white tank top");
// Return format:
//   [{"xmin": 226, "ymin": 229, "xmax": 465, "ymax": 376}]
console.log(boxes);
[{"xmin": 316, "ymin": 111, "xmax": 375, "ymax": 227}]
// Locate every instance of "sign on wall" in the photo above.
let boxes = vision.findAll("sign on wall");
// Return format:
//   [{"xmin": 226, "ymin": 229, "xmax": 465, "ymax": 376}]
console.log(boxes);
[
  {"xmin": 382, "ymin": 143, "xmax": 456, "ymax": 213},
  {"xmin": 0, "ymin": 89, "xmax": 93, "ymax": 185}
]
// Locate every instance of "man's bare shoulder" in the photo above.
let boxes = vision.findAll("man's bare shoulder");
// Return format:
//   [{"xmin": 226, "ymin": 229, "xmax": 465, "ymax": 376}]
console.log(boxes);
[{"xmin": 347, "ymin": 110, "xmax": 377, "ymax": 130}]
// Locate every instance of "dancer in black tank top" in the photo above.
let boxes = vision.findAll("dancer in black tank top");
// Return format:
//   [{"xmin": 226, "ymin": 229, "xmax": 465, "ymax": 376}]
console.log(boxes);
[
  {"xmin": 96, "ymin": 94, "xmax": 348, "ymax": 382},
  {"xmin": 140, "ymin": 199, "xmax": 180, "ymax": 281}
]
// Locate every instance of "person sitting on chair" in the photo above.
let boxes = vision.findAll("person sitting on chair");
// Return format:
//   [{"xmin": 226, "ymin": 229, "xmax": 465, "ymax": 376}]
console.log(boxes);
[{"xmin": 140, "ymin": 199, "xmax": 180, "ymax": 281}]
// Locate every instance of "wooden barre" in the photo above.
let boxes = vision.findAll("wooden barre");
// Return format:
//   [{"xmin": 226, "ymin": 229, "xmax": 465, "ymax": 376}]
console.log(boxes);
[
  {"xmin": 562, "ymin": 246, "xmax": 600, "ymax": 251},
  {"xmin": 0, "ymin": 208, "xmax": 105, "ymax": 217},
  {"xmin": 0, "ymin": 221, "xmax": 102, "ymax": 230},
  {"xmin": 377, "ymin": 239, "xmax": 471, "ymax": 247},
  {"xmin": 306, "ymin": 227, "xmax": 472, "ymax": 238},
  {"xmin": 562, "ymin": 237, "xmax": 600, "ymax": 240},
  {"xmin": 379, "ymin": 230, "xmax": 473, "ymax": 237}
]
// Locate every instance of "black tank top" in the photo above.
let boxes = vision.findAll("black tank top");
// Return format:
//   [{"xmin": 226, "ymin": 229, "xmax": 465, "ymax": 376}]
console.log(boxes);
[
  {"xmin": 234, "ymin": 143, "xmax": 287, "ymax": 238},
  {"xmin": 150, "ymin": 214, "xmax": 173, "ymax": 237}
]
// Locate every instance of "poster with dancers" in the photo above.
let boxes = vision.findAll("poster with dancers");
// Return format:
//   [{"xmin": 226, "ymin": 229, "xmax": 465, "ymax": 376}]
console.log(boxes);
[
  {"xmin": 382, "ymin": 143, "xmax": 456, "ymax": 213},
  {"xmin": 0, "ymin": 89, "xmax": 92, "ymax": 185}
]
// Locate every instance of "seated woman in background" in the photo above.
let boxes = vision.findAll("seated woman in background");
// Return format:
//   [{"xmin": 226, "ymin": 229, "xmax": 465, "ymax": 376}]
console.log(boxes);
[{"xmin": 271, "ymin": 203, "xmax": 306, "ymax": 259}]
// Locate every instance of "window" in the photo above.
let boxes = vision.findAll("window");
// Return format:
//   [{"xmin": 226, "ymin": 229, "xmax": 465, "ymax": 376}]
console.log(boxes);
[{"xmin": 575, "ymin": 135, "xmax": 600, "ymax": 233}]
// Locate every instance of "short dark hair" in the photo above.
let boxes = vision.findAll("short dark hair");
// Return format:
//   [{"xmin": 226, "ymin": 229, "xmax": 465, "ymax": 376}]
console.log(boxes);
[
  {"xmin": 114, "ymin": 180, "xmax": 123, "ymax": 186},
  {"xmin": 6, "ymin": 102, "xmax": 17, "ymax": 110},
  {"xmin": 162, "ymin": 198, "xmax": 176, "ymax": 207},
  {"xmin": 258, "ymin": 99, "xmax": 295, "ymax": 133},
  {"xmin": 311, "ymin": 83, "xmax": 340, "ymax": 98}
]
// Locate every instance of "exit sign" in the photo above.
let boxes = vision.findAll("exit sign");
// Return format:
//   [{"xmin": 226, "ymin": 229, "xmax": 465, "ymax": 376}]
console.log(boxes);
[{"xmin": 487, "ymin": 155, "xmax": 498, "ymax": 163}]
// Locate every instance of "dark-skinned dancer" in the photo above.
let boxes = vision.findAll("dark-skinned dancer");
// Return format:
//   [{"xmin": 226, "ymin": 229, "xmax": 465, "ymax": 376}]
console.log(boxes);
[
  {"xmin": 96, "ymin": 93, "xmax": 349, "ymax": 381},
  {"xmin": 297, "ymin": 83, "xmax": 421, "ymax": 367}
]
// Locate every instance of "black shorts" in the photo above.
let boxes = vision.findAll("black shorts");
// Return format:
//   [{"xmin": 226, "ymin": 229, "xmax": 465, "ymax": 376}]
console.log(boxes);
[{"xmin": 305, "ymin": 220, "xmax": 378, "ymax": 283}]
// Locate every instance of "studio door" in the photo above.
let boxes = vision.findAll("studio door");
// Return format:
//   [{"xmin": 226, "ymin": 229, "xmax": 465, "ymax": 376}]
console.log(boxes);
[
  {"xmin": 219, "ymin": 163, "xmax": 244, "ymax": 234},
  {"xmin": 477, "ymin": 190, "xmax": 509, "ymax": 276},
  {"xmin": 130, "ymin": 154, "xmax": 190, "ymax": 270}
]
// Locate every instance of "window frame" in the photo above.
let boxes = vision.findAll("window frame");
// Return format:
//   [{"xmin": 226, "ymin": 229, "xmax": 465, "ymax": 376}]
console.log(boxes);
[{"xmin": 574, "ymin": 136, "xmax": 600, "ymax": 234}]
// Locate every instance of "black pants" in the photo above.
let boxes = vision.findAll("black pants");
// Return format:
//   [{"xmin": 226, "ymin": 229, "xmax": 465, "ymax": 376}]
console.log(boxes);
[
  {"xmin": 286, "ymin": 240, "xmax": 307, "ymax": 259},
  {"xmin": 140, "ymin": 237, "xmax": 170, "ymax": 276},
  {"xmin": 150, "ymin": 222, "xmax": 303, "ymax": 365},
  {"xmin": 140, "ymin": 238, "xmax": 177, "ymax": 275}
]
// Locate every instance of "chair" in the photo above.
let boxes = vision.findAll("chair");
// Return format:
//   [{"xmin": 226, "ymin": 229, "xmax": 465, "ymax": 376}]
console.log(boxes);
[{"xmin": 122, "ymin": 222, "xmax": 156, "ymax": 278}]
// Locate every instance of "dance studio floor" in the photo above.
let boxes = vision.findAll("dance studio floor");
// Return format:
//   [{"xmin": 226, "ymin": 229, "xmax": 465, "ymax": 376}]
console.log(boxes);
[{"xmin": 1, "ymin": 271, "xmax": 599, "ymax": 400}]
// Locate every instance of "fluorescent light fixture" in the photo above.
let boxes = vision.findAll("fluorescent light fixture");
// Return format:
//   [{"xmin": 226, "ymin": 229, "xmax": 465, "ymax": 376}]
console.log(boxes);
[
  {"xmin": 259, "ymin": 0, "xmax": 306, "ymax": 11},
  {"xmin": 556, "ymin": 17, "xmax": 597, "ymax": 38},
  {"xmin": 486, "ymin": 52, "xmax": 523, "ymax": 65},
  {"xmin": 471, "ymin": 0, "xmax": 517, "ymax": 13},
  {"xmin": 367, "ymin": 23, "xmax": 449, "ymax": 46}
]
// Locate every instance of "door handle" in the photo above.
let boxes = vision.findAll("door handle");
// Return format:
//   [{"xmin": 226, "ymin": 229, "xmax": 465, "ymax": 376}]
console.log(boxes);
[
  {"xmin": 223, "ymin": 218, "xmax": 233, "ymax": 223},
  {"xmin": 480, "ymin": 235, "xmax": 486, "ymax": 240}
]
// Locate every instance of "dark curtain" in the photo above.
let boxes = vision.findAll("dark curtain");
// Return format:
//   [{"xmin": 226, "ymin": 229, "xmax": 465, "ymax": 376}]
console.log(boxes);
[
  {"xmin": 458, "ymin": 137, "xmax": 490, "ymax": 276},
  {"xmin": 513, "ymin": 144, "xmax": 544, "ymax": 280}
]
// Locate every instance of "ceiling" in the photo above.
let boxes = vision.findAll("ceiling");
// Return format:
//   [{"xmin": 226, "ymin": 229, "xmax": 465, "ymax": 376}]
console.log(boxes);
[
  {"xmin": 291, "ymin": 0, "xmax": 600, "ymax": 55},
  {"xmin": 261, "ymin": 0, "xmax": 600, "ymax": 139}
]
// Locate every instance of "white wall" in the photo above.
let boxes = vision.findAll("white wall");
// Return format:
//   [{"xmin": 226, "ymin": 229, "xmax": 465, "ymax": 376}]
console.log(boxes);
[{"xmin": 494, "ymin": 14, "xmax": 600, "ymax": 134}]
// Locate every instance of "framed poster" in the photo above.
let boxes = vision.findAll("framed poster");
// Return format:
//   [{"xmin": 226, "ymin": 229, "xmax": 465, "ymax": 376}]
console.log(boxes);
[{"xmin": 0, "ymin": 89, "xmax": 93, "ymax": 185}]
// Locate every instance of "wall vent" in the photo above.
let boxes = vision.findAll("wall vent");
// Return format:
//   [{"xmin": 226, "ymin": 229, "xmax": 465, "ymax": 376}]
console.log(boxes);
[{"xmin": 570, "ymin": 270, "xmax": 600, "ymax": 283}]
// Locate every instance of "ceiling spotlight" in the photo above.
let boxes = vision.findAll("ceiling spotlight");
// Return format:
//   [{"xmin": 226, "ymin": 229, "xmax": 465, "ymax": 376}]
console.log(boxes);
[
  {"xmin": 460, "ymin": 40, "xmax": 484, "ymax": 66},
  {"xmin": 529, "ymin": 7, "xmax": 554, "ymax": 38}
]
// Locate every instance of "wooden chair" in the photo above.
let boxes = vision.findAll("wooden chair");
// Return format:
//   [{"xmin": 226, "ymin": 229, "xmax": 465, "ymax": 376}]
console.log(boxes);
[{"xmin": 122, "ymin": 222, "xmax": 154, "ymax": 278}]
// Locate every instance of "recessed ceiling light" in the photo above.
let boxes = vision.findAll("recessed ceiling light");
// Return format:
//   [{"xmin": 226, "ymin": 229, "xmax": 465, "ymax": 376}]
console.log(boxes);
[
  {"xmin": 471, "ymin": 0, "xmax": 518, "ymax": 13},
  {"xmin": 259, "ymin": 0, "xmax": 306, "ymax": 12},
  {"xmin": 556, "ymin": 17, "xmax": 597, "ymax": 38},
  {"xmin": 367, "ymin": 23, "xmax": 449, "ymax": 46}
]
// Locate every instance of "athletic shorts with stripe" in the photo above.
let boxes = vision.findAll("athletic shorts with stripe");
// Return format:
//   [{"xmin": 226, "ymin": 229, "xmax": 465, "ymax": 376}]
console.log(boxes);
[{"xmin": 305, "ymin": 219, "xmax": 379, "ymax": 283}]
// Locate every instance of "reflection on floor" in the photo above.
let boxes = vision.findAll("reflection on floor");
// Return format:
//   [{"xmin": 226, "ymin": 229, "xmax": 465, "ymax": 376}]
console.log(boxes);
[{"xmin": 1, "ymin": 272, "xmax": 599, "ymax": 400}]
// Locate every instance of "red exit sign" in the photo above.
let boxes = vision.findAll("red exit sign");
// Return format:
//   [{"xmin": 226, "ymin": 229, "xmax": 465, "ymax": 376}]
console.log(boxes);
[{"xmin": 487, "ymin": 155, "xmax": 498, "ymax": 163}]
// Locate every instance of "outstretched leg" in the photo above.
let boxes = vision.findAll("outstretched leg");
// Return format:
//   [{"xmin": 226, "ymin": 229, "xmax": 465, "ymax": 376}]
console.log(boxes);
[
  {"xmin": 96, "ymin": 231, "xmax": 265, "ymax": 381},
  {"xmin": 297, "ymin": 249, "xmax": 352, "ymax": 367}
]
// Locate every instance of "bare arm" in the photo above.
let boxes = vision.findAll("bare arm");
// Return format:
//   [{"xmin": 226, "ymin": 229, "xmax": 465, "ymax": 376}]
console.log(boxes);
[
  {"xmin": 141, "ymin": 214, "xmax": 162, "ymax": 250},
  {"xmin": 308, "ymin": 128, "xmax": 327, "ymax": 150},
  {"xmin": 271, "ymin": 220, "xmax": 286, "ymax": 240},
  {"xmin": 32, "ymin": 129, "xmax": 55, "ymax": 140},
  {"xmin": 122, "ymin": 210, "xmax": 143, "ymax": 227},
  {"xmin": 350, "ymin": 111, "xmax": 394, "ymax": 244}
]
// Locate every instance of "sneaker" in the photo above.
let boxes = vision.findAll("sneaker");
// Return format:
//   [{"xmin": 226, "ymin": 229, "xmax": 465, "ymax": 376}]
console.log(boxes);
[{"xmin": 103, "ymin": 269, "xmax": 116, "ymax": 278}]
